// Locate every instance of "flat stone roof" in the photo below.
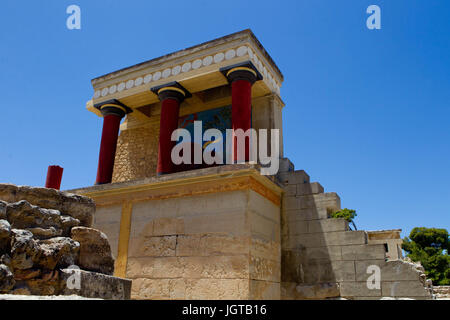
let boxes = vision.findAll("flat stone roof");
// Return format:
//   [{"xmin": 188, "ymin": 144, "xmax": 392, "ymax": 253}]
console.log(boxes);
[{"xmin": 92, "ymin": 29, "xmax": 283, "ymax": 84}]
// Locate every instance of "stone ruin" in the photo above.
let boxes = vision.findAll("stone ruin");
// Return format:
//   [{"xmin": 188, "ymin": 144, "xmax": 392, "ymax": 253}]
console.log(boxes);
[{"xmin": 0, "ymin": 184, "xmax": 131, "ymax": 299}]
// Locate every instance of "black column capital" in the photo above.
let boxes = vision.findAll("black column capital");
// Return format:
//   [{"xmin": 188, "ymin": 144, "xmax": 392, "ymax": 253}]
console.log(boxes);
[
  {"xmin": 151, "ymin": 82, "xmax": 192, "ymax": 104},
  {"xmin": 220, "ymin": 61, "xmax": 263, "ymax": 85},
  {"xmin": 94, "ymin": 99, "xmax": 132, "ymax": 118}
]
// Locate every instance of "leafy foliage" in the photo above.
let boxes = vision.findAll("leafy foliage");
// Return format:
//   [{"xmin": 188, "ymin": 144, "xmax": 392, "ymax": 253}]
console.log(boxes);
[
  {"xmin": 331, "ymin": 208, "xmax": 357, "ymax": 230},
  {"xmin": 402, "ymin": 227, "xmax": 450, "ymax": 285}
]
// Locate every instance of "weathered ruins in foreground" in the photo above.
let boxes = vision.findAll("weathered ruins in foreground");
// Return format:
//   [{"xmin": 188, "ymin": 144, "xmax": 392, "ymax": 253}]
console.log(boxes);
[{"xmin": 0, "ymin": 184, "xmax": 131, "ymax": 299}]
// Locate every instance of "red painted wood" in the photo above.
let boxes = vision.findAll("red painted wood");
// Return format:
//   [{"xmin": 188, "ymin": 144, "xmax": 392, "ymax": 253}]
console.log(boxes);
[
  {"xmin": 157, "ymin": 98, "xmax": 180, "ymax": 175},
  {"xmin": 95, "ymin": 114, "xmax": 122, "ymax": 184},
  {"xmin": 231, "ymin": 79, "xmax": 252, "ymax": 162},
  {"xmin": 45, "ymin": 165, "xmax": 64, "ymax": 190}
]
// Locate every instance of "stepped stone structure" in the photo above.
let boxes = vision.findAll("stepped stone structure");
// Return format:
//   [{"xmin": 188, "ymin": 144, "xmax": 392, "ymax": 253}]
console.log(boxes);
[
  {"xmin": 0, "ymin": 184, "xmax": 131, "ymax": 299},
  {"xmin": 367, "ymin": 229, "xmax": 403, "ymax": 261},
  {"xmin": 277, "ymin": 161, "xmax": 433, "ymax": 299},
  {"xmin": 20, "ymin": 29, "xmax": 433, "ymax": 300}
]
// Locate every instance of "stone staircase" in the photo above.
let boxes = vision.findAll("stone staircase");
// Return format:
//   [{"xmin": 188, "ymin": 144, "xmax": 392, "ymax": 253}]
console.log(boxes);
[{"xmin": 277, "ymin": 159, "xmax": 433, "ymax": 300}]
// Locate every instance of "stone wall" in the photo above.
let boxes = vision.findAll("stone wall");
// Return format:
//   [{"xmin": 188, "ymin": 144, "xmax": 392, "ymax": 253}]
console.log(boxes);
[
  {"xmin": 367, "ymin": 230, "xmax": 403, "ymax": 261},
  {"xmin": 123, "ymin": 189, "xmax": 281, "ymax": 299},
  {"xmin": 277, "ymin": 159, "xmax": 433, "ymax": 300},
  {"xmin": 433, "ymin": 286, "xmax": 450, "ymax": 299},
  {"xmin": 112, "ymin": 120, "xmax": 159, "ymax": 183},
  {"xmin": 0, "ymin": 184, "xmax": 131, "ymax": 299}
]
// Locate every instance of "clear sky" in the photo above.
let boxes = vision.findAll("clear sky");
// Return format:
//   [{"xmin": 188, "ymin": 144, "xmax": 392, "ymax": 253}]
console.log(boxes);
[{"xmin": 0, "ymin": 1, "xmax": 449, "ymax": 238}]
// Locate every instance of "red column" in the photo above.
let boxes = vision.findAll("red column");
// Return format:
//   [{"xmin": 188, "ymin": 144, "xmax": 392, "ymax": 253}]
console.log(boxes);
[
  {"xmin": 226, "ymin": 67, "xmax": 258, "ymax": 162},
  {"xmin": 95, "ymin": 105, "xmax": 127, "ymax": 185},
  {"xmin": 45, "ymin": 165, "xmax": 64, "ymax": 190},
  {"xmin": 156, "ymin": 87, "xmax": 186, "ymax": 175}
]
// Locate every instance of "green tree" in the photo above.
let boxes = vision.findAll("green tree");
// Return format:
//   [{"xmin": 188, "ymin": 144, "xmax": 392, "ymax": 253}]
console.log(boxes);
[
  {"xmin": 402, "ymin": 227, "xmax": 450, "ymax": 285},
  {"xmin": 331, "ymin": 208, "xmax": 357, "ymax": 230}
]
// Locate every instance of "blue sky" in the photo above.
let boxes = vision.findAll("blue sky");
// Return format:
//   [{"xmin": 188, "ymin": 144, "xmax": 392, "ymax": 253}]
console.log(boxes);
[{"xmin": 0, "ymin": 1, "xmax": 449, "ymax": 238}]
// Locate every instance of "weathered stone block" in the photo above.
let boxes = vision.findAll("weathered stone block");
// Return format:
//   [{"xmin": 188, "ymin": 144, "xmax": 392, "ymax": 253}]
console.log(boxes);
[
  {"xmin": 71, "ymin": 227, "xmax": 114, "ymax": 275},
  {"xmin": 282, "ymin": 282, "xmax": 340, "ymax": 300},
  {"xmin": 250, "ymin": 280, "xmax": 280, "ymax": 299},
  {"xmin": 281, "ymin": 249, "xmax": 306, "ymax": 283},
  {"xmin": 305, "ymin": 246, "xmax": 342, "ymax": 261},
  {"xmin": 355, "ymin": 260, "xmax": 424, "ymax": 282},
  {"xmin": 285, "ymin": 208, "xmax": 329, "ymax": 221},
  {"xmin": 9, "ymin": 229, "xmax": 36, "ymax": 270},
  {"xmin": 251, "ymin": 240, "xmax": 280, "ymax": 265},
  {"xmin": 296, "ymin": 182, "xmax": 324, "ymax": 196},
  {"xmin": 204, "ymin": 234, "xmax": 250, "ymax": 256},
  {"xmin": 340, "ymin": 281, "xmax": 381, "ymax": 297},
  {"xmin": 277, "ymin": 171, "xmax": 310, "ymax": 185},
  {"xmin": 176, "ymin": 234, "xmax": 203, "ymax": 257},
  {"xmin": 381, "ymin": 281, "xmax": 431, "ymax": 298},
  {"xmin": 0, "ymin": 201, "xmax": 7, "ymax": 220},
  {"xmin": 250, "ymin": 256, "xmax": 280, "ymax": 282},
  {"xmin": 286, "ymin": 220, "xmax": 309, "ymax": 236},
  {"xmin": 152, "ymin": 218, "xmax": 184, "ymax": 236},
  {"xmin": 283, "ymin": 185, "xmax": 297, "ymax": 197},
  {"xmin": 298, "ymin": 193, "xmax": 341, "ymax": 211},
  {"xmin": 6, "ymin": 201, "xmax": 80, "ymax": 238},
  {"xmin": 307, "ymin": 219, "xmax": 349, "ymax": 233},
  {"xmin": 59, "ymin": 269, "xmax": 132, "ymax": 300},
  {"xmin": 341, "ymin": 244, "xmax": 386, "ymax": 261},
  {"xmin": 35, "ymin": 237, "xmax": 80, "ymax": 270},
  {"xmin": 126, "ymin": 257, "xmax": 182, "ymax": 279},
  {"xmin": 303, "ymin": 260, "xmax": 355, "ymax": 283},
  {"xmin": 129, "ymin": 235, "xmax": 177, "ymax": 257},
  {"xmin": 168, "ymin": 278, "xmax": 187, "ymax": 299},
  {"xmin": 0, "ymin": 220, "xmax": 11, "ymax": 253},
  {"xmin": 249, "ymin": 210, "xmax": 280, "ymax": 242},
  {"xmin": 282, "ymin": 196, "xmax": 300, "ymax": 210},
  {"xmin": 185, "ymin": 278, "xmax": 249, "ymax": 300},
  {"xmin": 289, "ymin": 230, "xmax": 366, "ymax": 249},
  {"xmin": 0, "ymin": 185, "xmax": 94, "ymax": 227},
  {"xmin": 183, "ymin": 211, "xmax": 248, "ymax": 236},
  {"xmin": 278, "ymin": 158, "xmax": 294, "ymax": 173},
  {"xmin": 0, "ymin": 264, "xmax": 15, "ymax": 293},
  {"xmin": 176, "ymin": 234, "xmax": 250, "ymax": 257},
  {"xmin": 183, "ymin": 255, "xmax": 249, "ymax": 279},
  {"xmin": 325, "ymin": 231, "xmax": 367, "ymax": 246}
]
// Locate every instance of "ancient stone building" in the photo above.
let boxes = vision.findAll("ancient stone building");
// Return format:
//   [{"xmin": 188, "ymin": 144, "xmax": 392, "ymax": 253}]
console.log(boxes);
[{"xmin": 68, "ymin": 30, "xmax": 433, "ymax": 300}]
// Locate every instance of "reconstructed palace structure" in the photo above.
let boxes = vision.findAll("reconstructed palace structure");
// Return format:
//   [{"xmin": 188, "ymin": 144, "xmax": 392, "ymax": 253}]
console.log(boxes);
[{"xmin": 69, "ymin": 30, "xmax": 433, "ymax": 300}]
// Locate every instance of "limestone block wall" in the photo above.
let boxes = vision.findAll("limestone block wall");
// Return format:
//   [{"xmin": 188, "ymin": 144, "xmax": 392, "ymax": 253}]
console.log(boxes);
[
  {"xmin": 433, "ymin": 286, "xmax": 450, "ymax": 299},
  {"xmin": 277, "ymin": 159, "xmax": 433, "ymax": 300},
  {"xmin": 112, "ymin": 121, "xmax": 159, "ymax": 183},
  {"xmin": 91, "ymin": 188, "xmax": 281, "ymax": 300},
  {"xmin": 92, "ymin": 205, "xmax": 122, "ymax": 259},
  {"xmin": 367, "ymin": 230, "xmax": 403, "ymax": 261},
  {"xmin": 125, "ymin": 189, "xmax": 281, "ymax": 299}
]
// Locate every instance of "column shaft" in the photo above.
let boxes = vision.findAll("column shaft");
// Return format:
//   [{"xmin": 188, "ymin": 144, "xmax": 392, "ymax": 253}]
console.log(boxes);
[
  {"xmin": 95, "ymin": 113, "xmax": 122, "ymax": 184},
  {"xmin": 231, "ymin": 79, "xmax": 253, "ymax": 161},
  {"xmin": 45, "ymin": 165, "xmax": 64, "ymax": 190},
  {"xmin": 157, "ymin": 98, "xmax": 180, "ymax": 175}
]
